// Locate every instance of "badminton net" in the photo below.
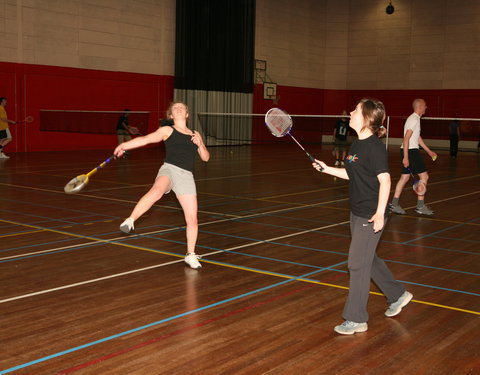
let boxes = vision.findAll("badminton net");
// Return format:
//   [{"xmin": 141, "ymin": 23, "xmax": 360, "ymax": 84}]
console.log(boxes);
[
  {"xmin": 197, "ymin": 112, "xmax": 344, "ymax": 146},
  {"xmin": 39, "ymin": 110, "xmax": 150, "ymax": 135}
]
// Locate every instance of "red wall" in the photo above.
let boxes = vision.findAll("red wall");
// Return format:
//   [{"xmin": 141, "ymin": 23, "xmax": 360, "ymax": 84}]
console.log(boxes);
[
  {"xmin": 2, "ymin": 61, "xmax": 479, "ymax": 152},
  {"xmin": 0, "ymin": 62, "xmax": 174, "ymax": 152},
  {"xmin": 254, "ymin": 83, "xmax": 480, "ymax": 141}
]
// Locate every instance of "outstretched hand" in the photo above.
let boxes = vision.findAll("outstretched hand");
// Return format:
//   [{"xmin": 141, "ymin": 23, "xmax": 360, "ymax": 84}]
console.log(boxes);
[{"xmin": 113, "ymin": 145, "xmax": 126, "ymax": 158}]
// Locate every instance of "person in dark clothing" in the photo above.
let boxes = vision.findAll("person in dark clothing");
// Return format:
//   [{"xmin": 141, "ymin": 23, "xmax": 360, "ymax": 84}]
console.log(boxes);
[
  {"xmin": 116, "ymin": 109, "xmax": 133, "ymax": 144},
  {"xmin": 312, "ymin": 98, "xmax": 412, "ymax": 335},
  {"xmin": 449, "ymin": 119, "xmax": 460, "ymax": 158},
  {"xmin": 333, "ymin": 110, "xmax": 350, "ymax": 166},
  {"xmin": 114, "ymin": 102, "xmax": 210, "ymax": 269}
]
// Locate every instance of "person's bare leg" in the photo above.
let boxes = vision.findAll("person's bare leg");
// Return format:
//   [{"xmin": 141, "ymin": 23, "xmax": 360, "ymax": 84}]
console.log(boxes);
[
  {"xmin": 177, "ymin": 194, "xmax": 198, "ymax": 254},
  {"xmin": 129, "ymin": 176, "xmax": 172, "ymax": 221},
  {"xmin": 393, "ymin": 174, "xmax": 410, "ymax": 199}
]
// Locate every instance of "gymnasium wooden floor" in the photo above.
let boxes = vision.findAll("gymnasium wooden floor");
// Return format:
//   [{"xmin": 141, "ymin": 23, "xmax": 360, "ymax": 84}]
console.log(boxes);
[{"xmin": 1, "ymin": 144, "xmax": 479, "ymax": 375}]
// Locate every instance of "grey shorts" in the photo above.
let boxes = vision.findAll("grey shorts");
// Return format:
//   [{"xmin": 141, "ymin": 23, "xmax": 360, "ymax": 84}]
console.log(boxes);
[{"xmin": 156, "ymin": 162, "xmax": 196, "ymax": 196}]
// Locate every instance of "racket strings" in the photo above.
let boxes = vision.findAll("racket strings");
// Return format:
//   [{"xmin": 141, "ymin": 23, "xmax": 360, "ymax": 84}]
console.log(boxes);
[{"xmin": 265, "ymin": 108, "xmax": 292, "ymax": 137}]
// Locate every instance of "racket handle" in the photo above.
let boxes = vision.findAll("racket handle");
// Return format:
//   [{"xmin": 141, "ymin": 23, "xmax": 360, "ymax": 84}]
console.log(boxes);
[
  {"xmin": 86, "ymin": 155, "xmax": 115, "ymax": 177},
  {"xmin": 306, "ymin": 152, "xmax": 324, "ymax": 172}
]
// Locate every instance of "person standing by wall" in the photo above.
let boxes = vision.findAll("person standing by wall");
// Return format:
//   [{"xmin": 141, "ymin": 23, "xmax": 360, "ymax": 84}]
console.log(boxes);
[
  {"xmin": 333, "ymin": 110, "xmax": 350, "ymax": 166},
  {"xmin": 0, "ymin": 97, "xmax": 16, "ymax": 159},
  {"xmin": 448, "ymin": 118, "xmax": 460, "ymax": 159}
]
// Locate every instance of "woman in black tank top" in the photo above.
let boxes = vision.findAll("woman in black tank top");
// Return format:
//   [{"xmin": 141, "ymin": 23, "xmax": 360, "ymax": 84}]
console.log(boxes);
[{"xmin": 113, "ymin": 102, "xmax": 210, "ymax": 269}]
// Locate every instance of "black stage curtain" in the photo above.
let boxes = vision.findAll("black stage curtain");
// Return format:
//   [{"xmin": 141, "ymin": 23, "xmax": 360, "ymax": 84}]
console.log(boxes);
[{"xmin": 175, "ymin": 0, "xmax": 255, "ymax": 93}]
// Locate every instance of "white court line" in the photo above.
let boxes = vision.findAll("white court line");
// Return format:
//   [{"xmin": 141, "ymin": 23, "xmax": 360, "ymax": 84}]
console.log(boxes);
[
  {"xmin": 2, "ymin": 174, "xmax": 478, "ymax": 303},
  {"xmin": 0, "ymin": 195, "xmax": 349, "ymax": 262},
  {"xmin": 0, "ymin": 221, "xmax": 349, "ymax": 304}
]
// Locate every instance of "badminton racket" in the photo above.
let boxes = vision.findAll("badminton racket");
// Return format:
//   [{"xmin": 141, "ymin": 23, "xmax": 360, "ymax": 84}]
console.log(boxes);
[
  {"xmin": 64, "ymin": 155, "xmax": 116, "ymax": 194},
  {"xmin": 16, "ymin": 116, "xmax": 34, "ymax": 124},
  {"xmin": 265, "ymin": 108, "xmax": 323, "ymax": 171},
  {"xmin": 128, "ymin": 126, "xmax": 143, "ymax": 136},
  {"xmin": 407, "ymin": 167, "xmax": 426, "ymax": 196}
]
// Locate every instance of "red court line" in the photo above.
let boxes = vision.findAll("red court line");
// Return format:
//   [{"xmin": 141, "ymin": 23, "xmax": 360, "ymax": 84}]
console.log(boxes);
[{"xmin": 56, "ymin": 284, "xmax": 314, "ymax": 374}]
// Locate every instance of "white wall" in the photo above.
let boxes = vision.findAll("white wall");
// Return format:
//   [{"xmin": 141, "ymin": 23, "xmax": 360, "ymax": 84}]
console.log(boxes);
[
  {"xmin": 0, "ymin": 0, "xmax": 176, "ymax": 75},
  {"xmin": 1, "ymin": 0, "xmax": 479, "ymax": 89}
]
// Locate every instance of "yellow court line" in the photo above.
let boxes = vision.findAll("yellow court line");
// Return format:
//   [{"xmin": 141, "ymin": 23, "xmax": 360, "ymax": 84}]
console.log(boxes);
[
  {"xmin": 0, "ymin": 218, "xmax": 184, "ymax": 260},
  {"xmin": 0, "ymin": 229, "xmax": 45, "ymax": 238},
  {"xmin": 0, "ymin": 182, "xmax": 241, "ymax": 218},
  {"xmin": 199, "ymin": 258, "xmax": 480, "ymax": 316},
  {"xmin": 2, "ymin": 216, "xmax": 478, "ymax": 316}
]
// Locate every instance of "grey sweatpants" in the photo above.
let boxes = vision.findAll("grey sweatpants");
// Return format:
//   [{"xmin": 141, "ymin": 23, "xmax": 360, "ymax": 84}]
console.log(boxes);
[{"xmin": 342, "ymin": 213, "xmax": 406, "ymax": 323}]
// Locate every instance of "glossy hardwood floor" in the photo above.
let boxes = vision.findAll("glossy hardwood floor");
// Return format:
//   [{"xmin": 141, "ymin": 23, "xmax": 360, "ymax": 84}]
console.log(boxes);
[{"xmin": 0, "ymin": 144, "xmax": 479, "ymax": 375}]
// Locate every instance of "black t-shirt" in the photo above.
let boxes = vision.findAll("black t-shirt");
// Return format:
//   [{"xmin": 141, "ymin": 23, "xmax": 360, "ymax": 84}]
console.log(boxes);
[
  {"xmin": 449, "ymin": 120, "xmax": 459, "ymax": 136},
  {"xmin": 334, "ymin": 119, "xmax": 349, "ymax": 141},
  {"xmin": 164, "ymin": 127, "xmax": 198, "ymax": 172},
  {"xmin": 344, "ymin": 135, "xmax": 389, "ymax": 218}
]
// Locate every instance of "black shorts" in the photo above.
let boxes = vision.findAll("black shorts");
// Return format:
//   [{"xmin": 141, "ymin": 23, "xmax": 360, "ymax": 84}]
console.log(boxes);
[
  {"xmin": 400, "ymin": 148, "xmax": 426, "ymax": 174},
  {"xmin": 0, "ymin": 129, "xmax": 11, "ymax": 140}
]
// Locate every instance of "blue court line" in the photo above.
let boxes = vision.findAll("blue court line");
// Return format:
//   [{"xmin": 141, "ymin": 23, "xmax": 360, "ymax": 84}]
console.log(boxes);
[
  {"xmin": 134, "ymin": 236, "xmax": 480, "ymax": 297},
  {"xmin": 0, "ymin": 261, "xmax": 345, "ymax": 374},
  {"xmin": 261, "ymin": 213, "xmax": 480, "ymax": 243},
  {"xmin": 3, "ymin": 215, "xmax": 478, "ymax": 285},
  {"xmin": 402, "ymin": 219, "xmax": 477, "ymax": 245},
  {"xmin": 0, "ymin": 218, "xmax": 185, "ymax": 253},
  {"xmin": 0, "ymin": 197, "xmax": 119, "ymax": 221},
  {"xmin": 5, "ymin": 226, "xmax": 479, "ymax": 297}
]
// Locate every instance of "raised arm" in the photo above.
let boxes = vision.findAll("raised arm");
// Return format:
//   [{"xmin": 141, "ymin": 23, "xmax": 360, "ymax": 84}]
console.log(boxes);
[{"xmin": 114, "ymin": 126, "xmax": 169, "ymax": 157}]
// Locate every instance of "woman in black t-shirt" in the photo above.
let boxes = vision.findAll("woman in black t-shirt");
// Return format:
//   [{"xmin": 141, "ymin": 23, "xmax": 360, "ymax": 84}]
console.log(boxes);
[
  {"xmin": 114, "ymin": 102, "xmax": 210, "ymax": 269},
  {"xmin": 313, "ymin": 98, "xmax": 412, "ymax": 335}
]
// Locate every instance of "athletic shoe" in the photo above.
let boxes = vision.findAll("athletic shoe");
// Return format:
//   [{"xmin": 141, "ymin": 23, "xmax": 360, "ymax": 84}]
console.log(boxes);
[
  {"xmin": 415, "ymin": 205, "xmax": 434, "ymax": 216},
  {"xmin": 388, "ymin": 203, "xmax": 406, "ymax": 215},
  {"xmin": 385, "ymin": 291, "xmax": 413, "ymax": 317},
  {"xmin": 334, "ymin": 320, "xmax": 368, "ymax": 335},
  {"xmin": 119, "ymin": 217, "xmax": 134, "ymax": 233},
  {"xmin": 0, "ymin": 152, "xmax": 9, "ymax": 159},
  {"xmin": 341, "ymin": 161, "xmax": 345, "ymax": 166},
  {"xmin": 334, "ymin": 160, "xmax": 340, "ymax": 166},
  {"xmin": 184, "ymin": 253, "xmax": 202, "ymax": 269}
]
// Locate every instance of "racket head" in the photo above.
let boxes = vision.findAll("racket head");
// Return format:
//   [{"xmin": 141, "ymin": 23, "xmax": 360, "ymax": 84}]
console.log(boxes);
[
  {"xmin": 64, "ymin": 175, "xmax": 89, "ymax": 194},
  {"xmin": 129, "ymin": 126, "xmax": 140, "ymax": 135},
  {"xmin": 413, "ymin": 180, "xmax": 427, "ymax": 196},
  {"xmin": 265, "ymin": 108, "xmax": 293, "ymax": 137}
]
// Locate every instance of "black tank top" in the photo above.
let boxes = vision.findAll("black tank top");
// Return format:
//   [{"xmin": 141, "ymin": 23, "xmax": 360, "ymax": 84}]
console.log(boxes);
[{"xmin": 164, "ymin": 127, "xmax": 198, "ymax": 172}]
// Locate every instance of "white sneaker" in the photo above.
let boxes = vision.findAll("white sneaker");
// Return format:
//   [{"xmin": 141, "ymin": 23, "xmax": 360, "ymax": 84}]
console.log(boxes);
[
  {"xmin": 334, "ymin": 160, "xmax": 340, "ymax": 166},
  {"xmin": 0, "ymin": 152, "xmax": 9, "ymax": 159},
  {"xmin": 184, "ymin": 253, "xmax": 202, "ymax": 269},
  {"xmin": 119, "ymin": 217, "xmax": 134, "ymax": 233},
  {"xmin": 334, "ymin": 320, "xmax": 368, "ymax": 335},
  {"xmin": 385, "ymin": 291, "xmax": 413, "ymax": 317}
]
